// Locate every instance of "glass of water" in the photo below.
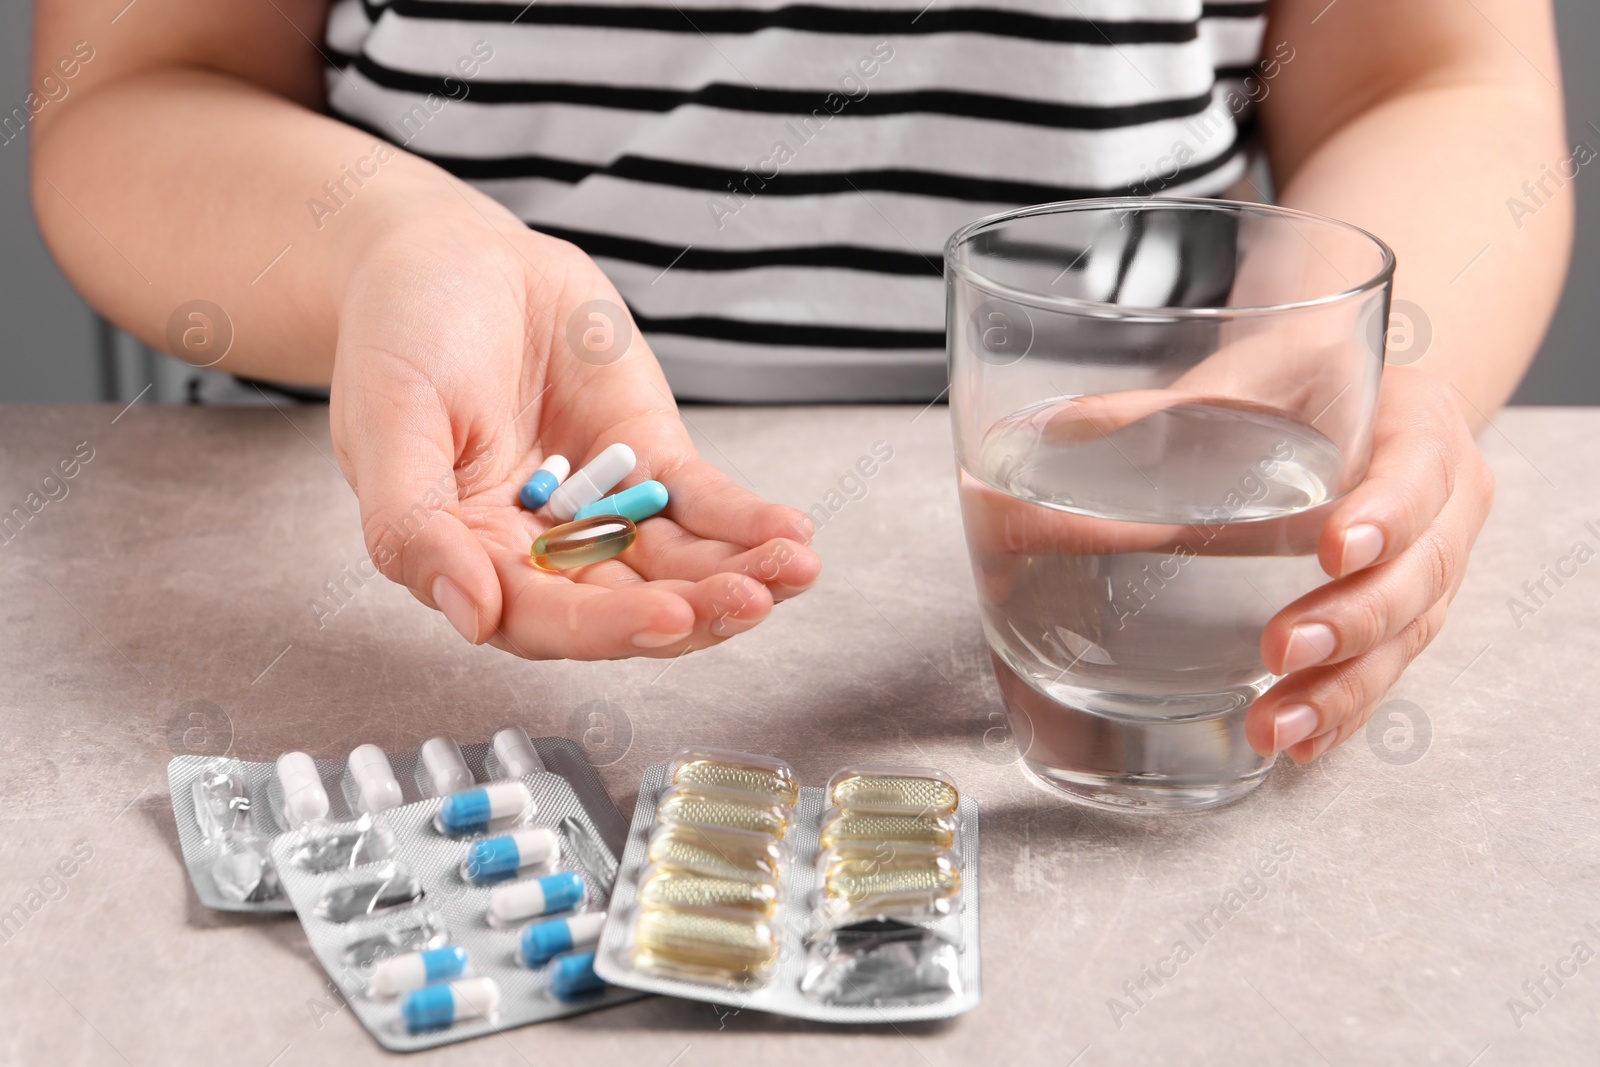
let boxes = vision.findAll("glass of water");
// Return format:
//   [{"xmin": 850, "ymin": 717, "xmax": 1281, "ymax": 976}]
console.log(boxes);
[{"xmin": 946, "ymin": 198, "xmax": 1394, "ymax": 812}]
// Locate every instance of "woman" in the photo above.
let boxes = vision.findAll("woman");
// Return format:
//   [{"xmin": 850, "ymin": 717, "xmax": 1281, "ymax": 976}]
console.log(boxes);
[{"xmin": 29, "ymin": 0, "xmax": 1570, "ymax": 762}]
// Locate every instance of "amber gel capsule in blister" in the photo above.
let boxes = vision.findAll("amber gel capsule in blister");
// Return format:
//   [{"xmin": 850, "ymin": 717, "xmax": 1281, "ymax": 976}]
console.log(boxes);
[
  {"xmin": 818, "ymin": 807, "xmax": 958, "ymax": 850},
  {"xmin": 666, "ymin": 748, "xmax": 800, "ymax": 809},
  {"xmin": 630, "ymin": 907, "xmax": 781, "ymax": 985},
  {"xmin": 637, "ymin": 864, "xmax": 781, "ymax": 918},
  {"xmin": 647, "ymin": 823, "xmax": 786, "ymax": 883},
  {"xmin": 816, "ymin": 843, "xmax": 961, "ymax": 926},
  {"xmin": 531, "ymin": 516, "xmax": 637, "ymax": 571},
  {"xmin": 826, "ymin": 766, "xmax": 960, "ymax": 817},
  {"xmin": 655, "ymin": 784, "xmax": 790, "ymax": 840}
]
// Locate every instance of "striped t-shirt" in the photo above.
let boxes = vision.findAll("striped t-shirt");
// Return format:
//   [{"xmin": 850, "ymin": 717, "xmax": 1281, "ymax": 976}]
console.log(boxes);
[{"xmin": 324, "ymin": 0, "xmax": 1270, "ymax": 402}]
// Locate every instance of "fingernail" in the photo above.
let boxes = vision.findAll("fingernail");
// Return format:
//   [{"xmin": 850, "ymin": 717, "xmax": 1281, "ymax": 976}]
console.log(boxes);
[
  {"xmin": 431, "ymin": 575, "xmax": 480, "ymax": 644},
  {"xmin": 1340, "ymin": 523, "xmax": 1384, "ymax": 576},
  {"xmin": 632, "ymin": 628, "xmax": 693, "ymax": 648},
  {"xmin": 1282, "ymin": 623, "xmax": 1337, "ymax": 673},
  {"xmin": 1309, "ymin": 731, "xmax": 1338, "ymax": 759},
  {"xmin": 711, "ymin": 613, "xmax": 760, "ymax": 638},
  {"xmin": 789, "ymin": 515, "xmax": 816, "ymax": 544},
  {"xmin": 1271, "ymin": 704, "xmax": 1320, "ymax": 752}
]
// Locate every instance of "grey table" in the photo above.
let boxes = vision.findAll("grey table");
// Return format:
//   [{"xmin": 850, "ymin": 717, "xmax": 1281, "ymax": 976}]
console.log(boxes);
[{"xmin": 1, "ymin": 403, "xmax": 1596, "ymax": 1066}]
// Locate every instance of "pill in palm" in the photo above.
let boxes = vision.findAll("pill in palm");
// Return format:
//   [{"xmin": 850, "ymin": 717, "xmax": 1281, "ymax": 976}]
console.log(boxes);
[
  {"xmin": 438, "ymin": 780, "xmax": 533, "ymax": 835},
  {"xmin": 401, "ymin": 976, "xmax": 499, "ymax": 1032},
  {"xmin": 545, "ymin": 443, "xmax": 636, "ymax": 521},
  {"xmin": 369, "ymin": 945, "xmax": 468, "ymax": 996},
  {"xmin": 518, "ymin": 455, "xmax": 570, "ymax": 511},
  {"xmin": 530, "ymin": 516, "xmax": 636, "ymax": 571},
  {"xmin": 572, "ymin": 480, "xmax": 668, "ymax": 523}
]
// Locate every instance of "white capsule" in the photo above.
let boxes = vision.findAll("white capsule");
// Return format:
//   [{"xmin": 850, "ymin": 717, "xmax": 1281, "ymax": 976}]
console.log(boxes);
[
  {"xmin": 420, "ymin": 736, "xmax": 473, "ymax": 797},
  {"xmin": 537, "ymin": 455, "xmax": 571, "ymax": 481},
  {"xmin": 347, "ymin": 744, "xmax": 403, "ymax": 815},
  {"xmin": 492, "ymin": 726, "xmax": 545, "ymax": 778},
  {"xmin": 545, "ymin": 443, "xmax": 636, "ymax": 521},
  {"xmin": 276, "ymin": 751, "xmax": 328, "ymax": 829},
  {"xmin": 369, "ymin": 945, "xmax": 468, "ymax": 996}
]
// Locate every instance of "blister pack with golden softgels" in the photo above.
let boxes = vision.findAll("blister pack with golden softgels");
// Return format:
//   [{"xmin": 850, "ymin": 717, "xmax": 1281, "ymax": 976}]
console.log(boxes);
[{"xmin": 594, "ymin": 749, "xmax": 982, "ymax": 1021}]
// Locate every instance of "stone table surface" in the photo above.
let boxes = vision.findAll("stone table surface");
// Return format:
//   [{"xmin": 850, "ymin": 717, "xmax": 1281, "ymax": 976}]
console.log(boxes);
[{"xmin": 0, "ymin": 403, "xmax": 1596, "ymax": 1066}]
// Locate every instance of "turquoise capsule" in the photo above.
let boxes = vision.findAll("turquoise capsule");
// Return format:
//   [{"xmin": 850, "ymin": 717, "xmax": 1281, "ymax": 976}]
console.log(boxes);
[{"xmin": 573, "ymin": 480, "xmax": 669, "ymax": 523}]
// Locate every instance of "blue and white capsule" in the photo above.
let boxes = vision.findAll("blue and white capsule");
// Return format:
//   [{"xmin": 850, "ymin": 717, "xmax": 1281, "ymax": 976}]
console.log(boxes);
[
  {"xmin": 437, "ymin": 780, "xmax": 533, "ymax": 836},
  {"xmin": 572, "ymin": 480, "xmax": 669, "ymax": 523},
  {"xmin": 519, "ymin": 911, "xmax": 607, "ymax": 967},
  {"xmin": 546, "ymin": 443, "xmax": 636, "ymax": 521},
  {"xmin": 549, "ymin": 951, "xmax": 607, "ymax": 1001},
  {"xmin": 368, "ymin": 945, "xmax": 468, "ymax": 996},
  {"xmin": 401, "ymin": 975, "xmax": 500, "ymax": 1032},
  {"xmin": 518, "ymin": 456, "xmax": 570, "ymax": 511},
  {"xmin": 461, "ymin": 826, "xmax": 560, "ymax": 885},
  {"xmin": 488, "ymin": 869, "xmax": 586, "ymax": 926}
]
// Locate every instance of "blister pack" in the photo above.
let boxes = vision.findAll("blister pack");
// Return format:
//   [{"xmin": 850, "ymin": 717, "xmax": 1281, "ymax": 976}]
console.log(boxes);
[
  {"xmin": 268, "ymin": 768, "xmax": 643, "ymax": 1051},
  {"xmin": 594, "ymin": 749, "xmax": 982, "ymax": 1022},
  {"xmin": 167, "ymin": 730, "xmax": 626, "ymax": 913}
]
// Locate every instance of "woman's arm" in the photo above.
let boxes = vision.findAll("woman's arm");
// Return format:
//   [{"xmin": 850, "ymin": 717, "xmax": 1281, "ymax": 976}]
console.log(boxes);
[
  {"xmin": 1261, "ymin": 0, "xmax": 1572, "ymax": 417},
  {"xmin": 1245, "ymin": 0, "xmax": 1569, "ymax": 761},
  {"xmin": 30, "ymin": 0, "xmax": 820, "ymax": 660},
  {"xmin": 30, "ymin": 0, "xmax": 486, "ymax": 384}
]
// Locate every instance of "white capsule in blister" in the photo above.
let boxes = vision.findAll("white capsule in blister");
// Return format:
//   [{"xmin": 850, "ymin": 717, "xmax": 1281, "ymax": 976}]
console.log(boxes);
[
  {"xmin": 348, "ymin": 744, "xmax": 403, "ymax": 814},
  {"xmin": 545, "ymin": 443, "xmax": 636, "ymax": 521},
  {"xmin": 420, "ymin": 736, "xmax": 473, "ymax": 797},
  {"xmin": 492, "ymin": 726, "xmax": 545, "ymax": 778},
  {"xmin": 276, "ymin": 751, "xmax": 328, "ymax": 829}
]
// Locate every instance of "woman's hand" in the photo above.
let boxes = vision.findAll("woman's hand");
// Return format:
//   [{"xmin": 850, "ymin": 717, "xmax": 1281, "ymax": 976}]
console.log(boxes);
[
  {"xmin": 1246, "ymin": 366, "xmax": 1495, "ymax": 761},
  {"xmin": 329, "ymin": 191, "xmax": 820, "ymax": 659}
]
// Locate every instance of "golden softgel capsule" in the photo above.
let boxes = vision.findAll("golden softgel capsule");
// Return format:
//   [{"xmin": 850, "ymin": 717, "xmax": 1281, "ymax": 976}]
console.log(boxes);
[
  {"xmin": 827, "ymin": 767, "xmax": 959, "ymax": 816},
  {"xmin": 821, "ymin": 845, "xmax": 961, "ymax": 909},
  {"xmin": 647, "ymin": 823, "xmax": 785, "ymax": 883},
  {"xmin": 819, "ymin": 808, "xmax": 958, "ymax": 850},
  {"xmin": 638, "ymin": 866, "xmax": 780, "ymax": 917},
  {"xmin": 656, "ymin": 784, "xmax": 789, "ymax": 840},
  {"xmin": 631, "ymin": 908, "xmax": 780, "ymax": 983},
  {"xmin": 530, "ymin": 515, "xmax": 636, "ymax": 571},
  {"xmin": 668, "ymin": 749, "xmax": 799, "ymax": 809}
]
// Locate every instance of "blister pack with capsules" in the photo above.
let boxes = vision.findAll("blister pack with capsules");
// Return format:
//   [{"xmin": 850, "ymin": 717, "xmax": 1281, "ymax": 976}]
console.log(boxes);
[
  {"xmin": 167, "ymin": 729, "xmax": 622, "ymax": 913},
  {"xmin": 594, "ymin": 749, "xmax": 982, "ymax": 1021}
]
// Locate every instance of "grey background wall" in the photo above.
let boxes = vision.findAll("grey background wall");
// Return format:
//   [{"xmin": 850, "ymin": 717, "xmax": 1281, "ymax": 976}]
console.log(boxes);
[{"xmin": 2, "ymin": 1, "xmax": 1596, "ymax": 403}]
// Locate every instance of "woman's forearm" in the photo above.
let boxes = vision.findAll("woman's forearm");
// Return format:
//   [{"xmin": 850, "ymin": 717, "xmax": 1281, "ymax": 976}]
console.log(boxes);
[
  {"xmin": 1261, "ymin": 0, "xmax": 1571, "ymax": 423},
  {"xmin": 30, "ymin": 67, "xmax": 498, "ymax": 385},
  {"xmin": 1272, "ymin": 82, "xmax": 1573, "ymax": 420}
]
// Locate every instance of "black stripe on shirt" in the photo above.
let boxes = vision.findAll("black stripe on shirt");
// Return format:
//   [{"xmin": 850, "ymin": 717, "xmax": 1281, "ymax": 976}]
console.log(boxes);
[
  {"xmin": 403, "ymin": 131, "xmax": 1244, "ymax": 204},
  {"xmin": 383, "ymin": 1, "xmax": 1203, "ymax": 43},
  {"xmin": 633, "ymin": 312, "xmax": 943, "ymax": 348},
  {"xmin": 535, "ymin": 223, "xmax": 941, "ymax": 275},
  {"xmin": 1200, "ymin": 2, "xmax": 1268, "ymax": 17},
  {"xmin": 353, "ymin": 56, "xmax": 1214, "ymax": 129}
]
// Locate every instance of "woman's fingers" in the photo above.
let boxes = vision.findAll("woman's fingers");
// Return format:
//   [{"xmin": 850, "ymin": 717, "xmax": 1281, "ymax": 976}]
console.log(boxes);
[
  {"xmin": 624, "ymin": 519, "xmax": 821, "ymax": 600},
  {"xmin": 333, "ymin": 372, "xmax": 505, "ymax": 645},
  {"xmin": 484, "ymin": 567, "xmax": 773, "ymax": 660},
  {"xmin": 1261, "ymin": 479, "xmax": 1486, "ymax": 673},
  {"xmin": 653, "ymin": 455, "xmax": 815, "ymax": 548},
  {"xmin": 1248, "ymin": 599, "xmax": 1450, "ymax": 759},
  {"xmin": 1317, "ymin": 368, "xmax": 1492, "ymax": 578}
]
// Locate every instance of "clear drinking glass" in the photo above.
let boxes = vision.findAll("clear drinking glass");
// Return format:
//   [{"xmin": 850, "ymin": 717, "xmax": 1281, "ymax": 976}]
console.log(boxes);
[{"xmin": 946, "ymin": 198, "xmax": 1394, "ymax": 812}]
